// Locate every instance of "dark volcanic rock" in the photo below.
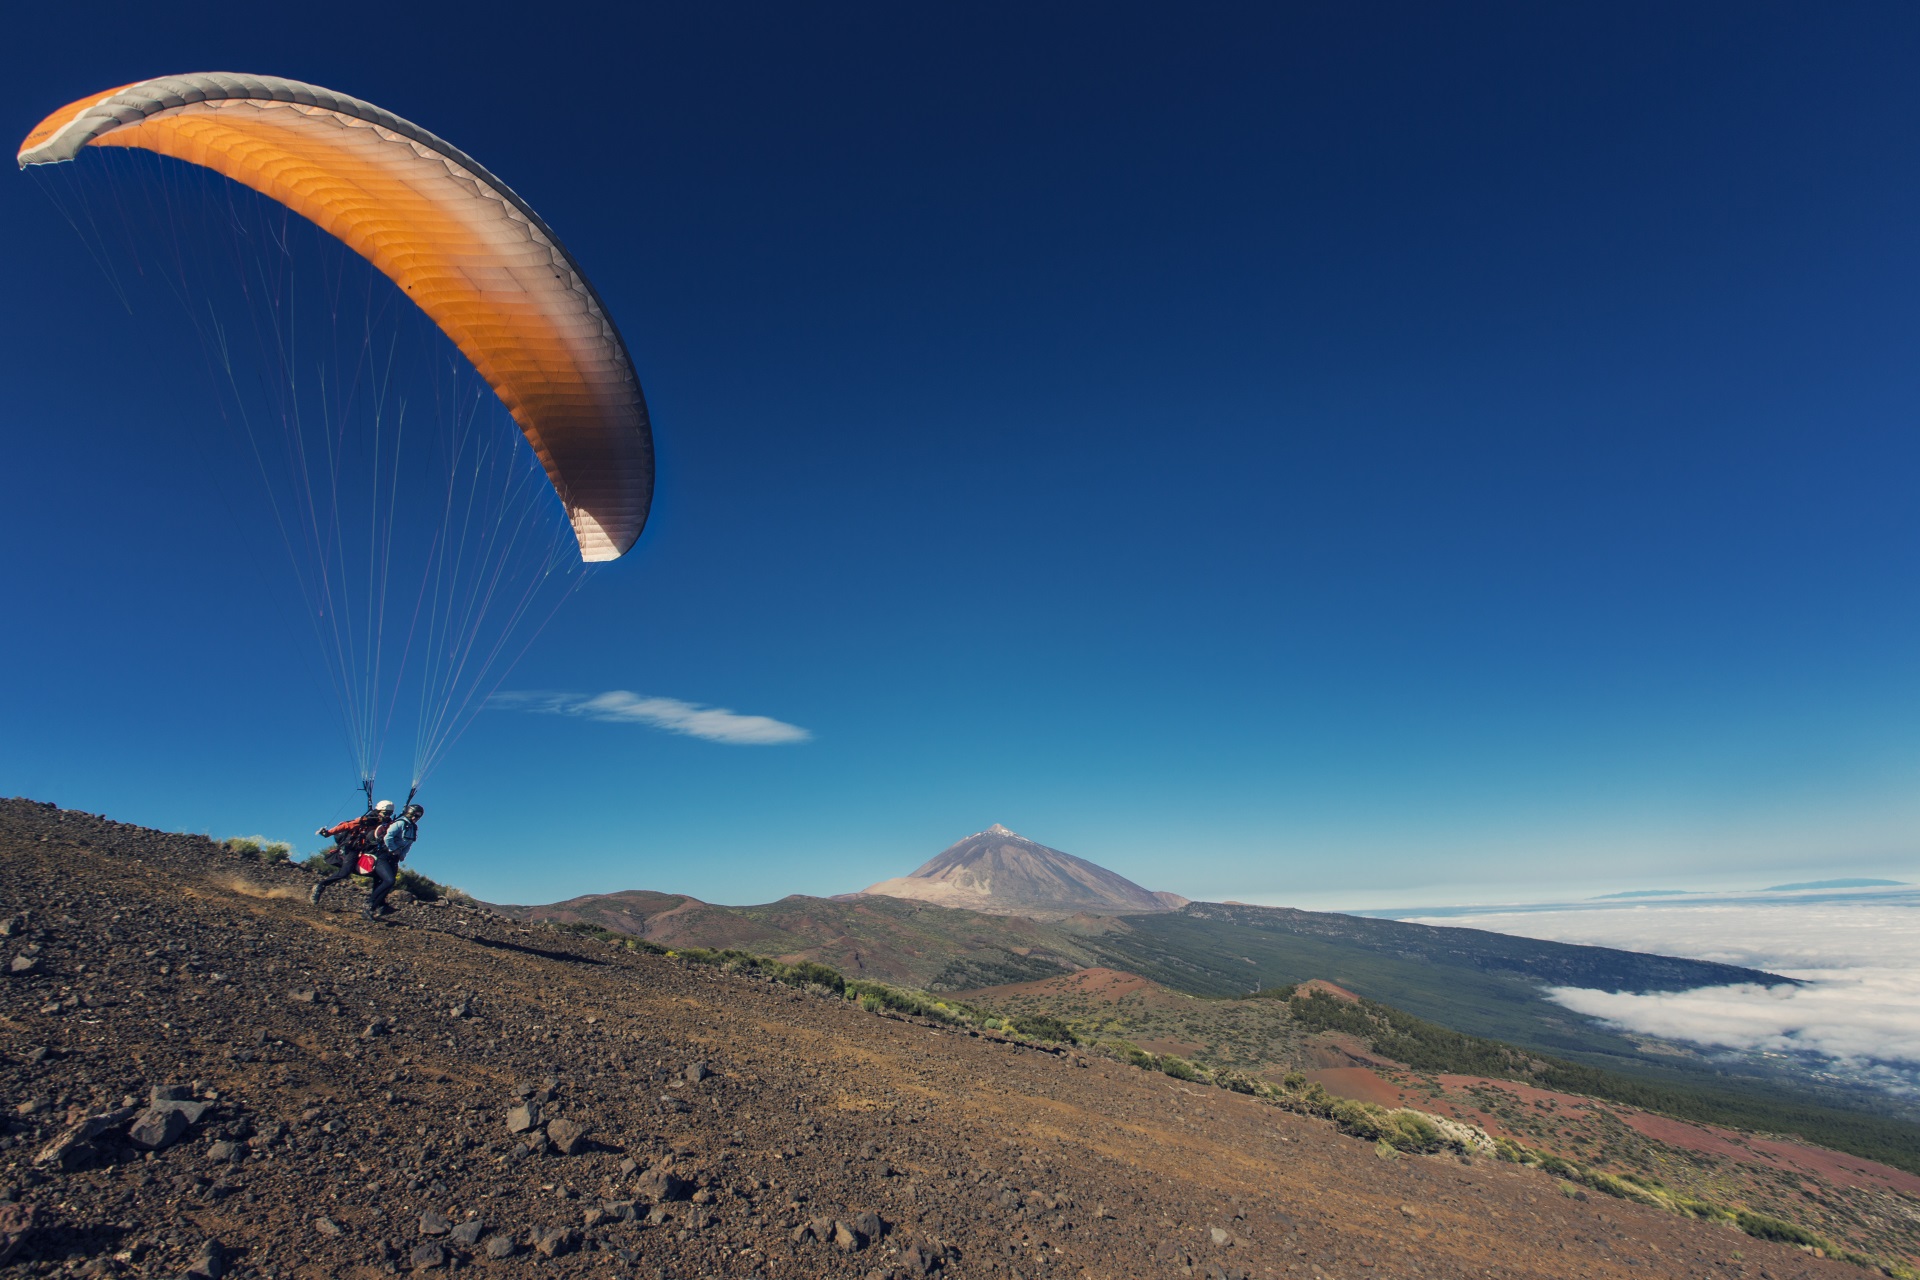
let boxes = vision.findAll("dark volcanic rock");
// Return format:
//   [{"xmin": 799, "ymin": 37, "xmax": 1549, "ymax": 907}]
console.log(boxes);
[
  {"xmin": 547, "ymin": 1116, "xmax": 590, "ymax": 1155},
  {"xmin": 0, "ymin": 1202, "xmax": 34, "ymax": 1263},
  {"xmin": 635, "ymin": 1167, "xmax": 692, "ymax": 1202},
  {"xmin": 187, "ymin": 1237, "xmax": 226, "ymax": 1279},
  {"xmin": 127, "ymin": 1104, "xmax": 189, "ymax": 1150},
  {"xmin": 531, "ymin": 1224, "xmax": 576, "ymax": 1257}
]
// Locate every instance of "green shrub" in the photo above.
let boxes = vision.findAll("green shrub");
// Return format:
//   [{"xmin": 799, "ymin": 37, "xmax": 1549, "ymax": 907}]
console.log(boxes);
[
  {"xmin": 1734, "ymin": 1211, "xmax": 1825, "ymax": 1248},
  {"xmin": 1008, "ymin": 1013, "xmax": 1078, "ymax": 1044},
  {"xmin": 223, "ymin": 835, "xmax": 294, "ymax": 863},
  {"xmin": 555, "ymin": 921, "xmax": 632, "ymax": 944},
  {"xmin": 841, "ymin": 979, "xmax": 979, "ymax": 1027},
  {"xmin": 1100, "ymin": 1041, "xmax": 1158, "ymax": 1070},
  {"xmin": 1329, "ymin": 1099, "xmax": 1387, "ymax": 1141},
  {"xmin": 396, "ymin": 867, "xmax": 473, "ymax": 904},
  {"xmin": 671, "ymin": 949, "xmax": 851, "ymax": 997},
  {"xmin": 784, "ymin": 961, "xmax": 846, "ymax": 994},
  {"xmin": 1315, "ymin": 1100, "xmax": 1453, "ymax": 1153},
  {"xmin": 1158, "ymin": 1055, "xmax": 1201, "ymax": 1082},
  {"xmin": 1384, "ymin": 1111, "xmax": 1446, "ymax": 1153},
  {"xmin": 1586, "ymin": 1171, "xmax": 1664, "ymax": 1208}
]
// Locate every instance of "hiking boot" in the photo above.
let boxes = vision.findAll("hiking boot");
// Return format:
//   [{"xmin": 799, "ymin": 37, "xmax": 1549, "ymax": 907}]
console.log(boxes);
[{"xmin": 308, "ymin": 884, "xmax": 322, "ymax": 906}]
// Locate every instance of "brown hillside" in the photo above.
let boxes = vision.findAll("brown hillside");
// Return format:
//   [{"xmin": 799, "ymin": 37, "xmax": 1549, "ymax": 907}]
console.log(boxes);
[
  {"xmin": 960, "ymin": 964, "xmax": 1920, "ymax": 1268},
  {"xmin": 0, "ymin": 799, "xmax": 1869, "ymax": 1280},
  {"xmin": 499, "ymin": 889, "xmax": 1104, "ymax": 991}
]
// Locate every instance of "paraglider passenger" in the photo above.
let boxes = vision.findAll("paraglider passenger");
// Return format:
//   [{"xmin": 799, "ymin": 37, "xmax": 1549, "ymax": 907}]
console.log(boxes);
[
  {"xmin": 308, "ymin": 799, "xmax": 393, "ymax": 907},
  {"xmin": 363, "ymin": 803, "xmax": 423, "ymax": 920}
]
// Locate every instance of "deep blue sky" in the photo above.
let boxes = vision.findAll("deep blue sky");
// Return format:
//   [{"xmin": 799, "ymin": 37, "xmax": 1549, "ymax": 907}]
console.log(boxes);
[{"xmin": 4, "ymin": 2, "xmax": 1919, "ymax": 908}]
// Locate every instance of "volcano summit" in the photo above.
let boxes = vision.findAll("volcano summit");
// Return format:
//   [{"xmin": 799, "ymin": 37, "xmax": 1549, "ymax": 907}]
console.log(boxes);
[{"xmin": 857, "ymin": 824, "xmax": 1188, "ymax": 918}]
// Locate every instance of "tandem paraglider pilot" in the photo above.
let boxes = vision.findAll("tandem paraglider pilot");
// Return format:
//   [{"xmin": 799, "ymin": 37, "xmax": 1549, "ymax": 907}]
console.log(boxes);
[{"xmin": 309, "ymin": 801, "xmax": 423, "ymax": 920}]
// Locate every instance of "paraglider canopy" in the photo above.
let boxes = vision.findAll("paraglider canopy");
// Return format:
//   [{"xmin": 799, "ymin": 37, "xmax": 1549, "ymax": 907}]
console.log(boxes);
[{"xmin": 19, "ymin": 72, "xmax": 654, "ymax": 561}]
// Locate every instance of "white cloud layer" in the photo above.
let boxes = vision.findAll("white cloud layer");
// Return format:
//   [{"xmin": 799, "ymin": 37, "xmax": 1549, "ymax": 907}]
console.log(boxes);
[
  {"xmin": 1413, "ymin": 902, "xmax": 1920, "ymax": 1077},
  {"xmin": 492, "ymin": 691, "xmax": 811, "ymax": 745}
]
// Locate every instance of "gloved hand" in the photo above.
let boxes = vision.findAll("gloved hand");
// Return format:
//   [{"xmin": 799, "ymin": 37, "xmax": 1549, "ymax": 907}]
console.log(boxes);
[{"xmin": 315, "ymin": 828, "xmax": 328, "ymax": 836}]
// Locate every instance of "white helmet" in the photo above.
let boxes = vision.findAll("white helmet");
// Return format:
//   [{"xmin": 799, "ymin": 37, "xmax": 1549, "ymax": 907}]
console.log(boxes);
[{"xmin": 374, "ymin": 800, "xmax": 396, "ymax": 816}]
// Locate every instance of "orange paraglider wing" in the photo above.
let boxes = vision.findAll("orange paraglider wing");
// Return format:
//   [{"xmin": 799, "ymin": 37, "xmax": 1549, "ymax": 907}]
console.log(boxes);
[{"xmin": 20, "ymin": 73, "xmax": 652, "ymax": 562}]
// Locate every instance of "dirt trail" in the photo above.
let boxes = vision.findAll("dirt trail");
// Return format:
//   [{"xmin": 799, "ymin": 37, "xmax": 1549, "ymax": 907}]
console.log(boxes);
[{"xmin": 0, "ymin": 799, "xmax": 1865, "ymax": 1279}]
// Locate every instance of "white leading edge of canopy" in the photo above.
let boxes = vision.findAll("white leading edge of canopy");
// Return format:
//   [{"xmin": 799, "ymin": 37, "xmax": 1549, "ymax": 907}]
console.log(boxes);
[
  {"xmin": 18, "ymin": 109, "xmax": 97, "ymax": 166},
  {"xmin": 574, "ymin": 510, "xmax": 618, "ymax": 563}
]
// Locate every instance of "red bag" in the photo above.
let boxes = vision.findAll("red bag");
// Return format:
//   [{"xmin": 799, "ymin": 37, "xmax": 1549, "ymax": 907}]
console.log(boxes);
[{"xmin": 355, "ymin": 853, "xmax": 377, "ymax": 875}]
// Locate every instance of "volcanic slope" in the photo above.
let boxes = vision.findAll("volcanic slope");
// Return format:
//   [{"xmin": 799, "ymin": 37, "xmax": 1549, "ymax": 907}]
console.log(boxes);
[
  {"xmin": 503, "ymin": 887, "xmax": 1793, "ymax": 1079},
  {"xmin": 501, "ymin": 888, "xmax": 1099, "ymax": 990},
  {"xmin": 857, "ymin": 825, "xmax": 1187, "ymax": 918},
  {"xmin": 959, "ymin": 970, "xmax": 1920, "ymax": 1267},
  {"xmin": 0, "ymin": 799, "xmax": 1868, "ymax": 1280}
]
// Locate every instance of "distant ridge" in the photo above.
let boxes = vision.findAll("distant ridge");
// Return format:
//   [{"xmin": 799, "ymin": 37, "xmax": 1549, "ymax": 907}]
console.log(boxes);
[
  {"xmin": 1591, "ymin": 889, "xmax": 1700, "ymax": 900},
  {"xmin": 858, "ymin": 824, "xmax": 1187, "ymax": 919},
  {"xmin": 1589, "ymin": 878, "xmax": 1910, "ymax": 900}
]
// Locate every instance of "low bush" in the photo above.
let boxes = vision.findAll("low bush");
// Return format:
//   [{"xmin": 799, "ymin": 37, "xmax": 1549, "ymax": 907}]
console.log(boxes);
[
  {"xmin": 396, "ymin": 867, "xmax": 473, "ymax": 904},
  {"xmin": 673, "ymin": 948, "xmax": 849, "ymax": 997},
  {"xmin": 553, "ymin": 921, "xmax": 661, "ymax": 950},
  {"xmin": 1492, "ymin": 1134, "xmax": 1918, "ymax": 1277},
  {"xmin": 1100, "ymin": 1040, "xmax": 1159, "ymax": 1071},
  {"xmin": 1007, "ymin": 1013, "xmax": 1078, "ymax": 1044},
  {"xmin": 1318, "ymin": 1099, "xmax": 1457, "ymax": 1153},
  {"xmin": 1735, "ymin": 1211, "xmax": 1825, "ymax": 1249},
  {"xmin": 1214, "ymin": 1070, "xmax": 1260, "ymax": 1095},
  {"xmin": 224, "ymin": 836, "xmax": 294, "ymax": 864},
  {"xmin": 843, "ymin": 979, "xmax": 979, "ymax": 1027}
]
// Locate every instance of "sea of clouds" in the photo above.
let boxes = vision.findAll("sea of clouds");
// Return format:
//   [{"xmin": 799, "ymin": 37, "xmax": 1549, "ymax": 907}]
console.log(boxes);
[{"xmin": 1410, "ymin": 900, "xmax": 1920, "ymax": 1090}]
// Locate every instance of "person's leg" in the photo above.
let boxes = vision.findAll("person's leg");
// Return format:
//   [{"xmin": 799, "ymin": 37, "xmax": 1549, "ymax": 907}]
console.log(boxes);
[
  {"xmin": 365, "ymin": 859, "xmax": 398, "ymax": 915},
  {"xmin": 310, "ymin": 855, "xmax": 354, "ymax": 904}
]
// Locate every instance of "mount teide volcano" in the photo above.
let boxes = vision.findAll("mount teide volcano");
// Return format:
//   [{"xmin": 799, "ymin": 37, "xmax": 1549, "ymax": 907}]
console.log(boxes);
[{"xmin": 856, "ymin": 823, "xmax": 1188, "ymax": 918}]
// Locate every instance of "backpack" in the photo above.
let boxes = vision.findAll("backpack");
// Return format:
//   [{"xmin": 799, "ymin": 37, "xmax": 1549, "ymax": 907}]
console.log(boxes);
[{"xmin": 336, "ymin": 816, "xmax": 376, "ymax": 855}]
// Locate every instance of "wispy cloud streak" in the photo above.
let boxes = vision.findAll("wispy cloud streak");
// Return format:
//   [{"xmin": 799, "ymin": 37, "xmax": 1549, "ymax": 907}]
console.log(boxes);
[{"xmin": 491, "ymin": 690, "xmax": 811, "ymax": 745}]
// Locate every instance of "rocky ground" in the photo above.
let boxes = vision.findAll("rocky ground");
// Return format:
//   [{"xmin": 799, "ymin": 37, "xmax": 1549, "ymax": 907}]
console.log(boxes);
[{"xmin": 0, "ymin": 799, "xmax": 1871, "ymax": 1279}]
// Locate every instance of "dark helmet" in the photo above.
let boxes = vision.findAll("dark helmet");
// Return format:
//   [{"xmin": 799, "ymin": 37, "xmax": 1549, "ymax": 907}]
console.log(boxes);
[{"xmin": 404, "ymin": 804, "xmax": 425, "ymax": 820}]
